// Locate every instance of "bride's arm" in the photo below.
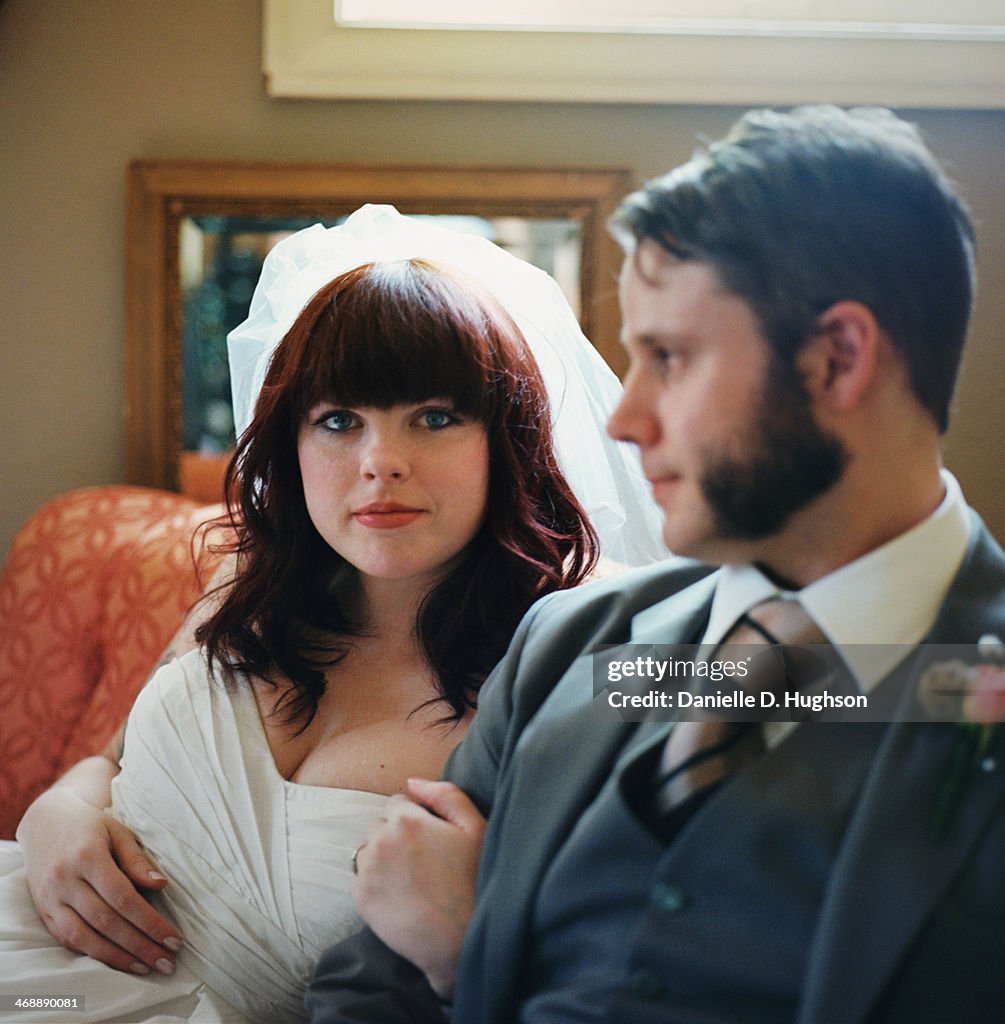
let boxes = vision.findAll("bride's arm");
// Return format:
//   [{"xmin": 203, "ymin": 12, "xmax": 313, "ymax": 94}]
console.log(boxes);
[
  {"xmin": 16, "ymin": 724, "xmax": 182, "ymax": 975},
  {"xmin": 15, "ymin": 553, "xmax": 237, "ymax": 974}
]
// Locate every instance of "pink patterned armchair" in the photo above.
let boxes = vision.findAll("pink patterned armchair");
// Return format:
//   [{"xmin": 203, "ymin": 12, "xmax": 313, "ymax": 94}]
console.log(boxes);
[{"xmin": 0, "ymin": 486, "xmax": 230, "ymax": 838}]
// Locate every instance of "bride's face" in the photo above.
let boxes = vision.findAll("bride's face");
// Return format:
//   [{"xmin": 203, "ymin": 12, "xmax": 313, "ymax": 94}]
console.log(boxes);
[{"xmin": 298, "ymin": 398, "xmax": 490, "ymax": 586}]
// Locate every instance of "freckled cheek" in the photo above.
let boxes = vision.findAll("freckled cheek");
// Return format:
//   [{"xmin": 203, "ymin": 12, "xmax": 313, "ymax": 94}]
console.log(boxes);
[
  {"xmin": 298, "ymin": 444, "xmax": 355, "ymax": 515},
  {"xmin": 297, "ymin": 447, "xmax": 322, "ymax": 499},
  {"xmin": 454, "ymin": 440, "xmax": 490, "ymax": 529}
]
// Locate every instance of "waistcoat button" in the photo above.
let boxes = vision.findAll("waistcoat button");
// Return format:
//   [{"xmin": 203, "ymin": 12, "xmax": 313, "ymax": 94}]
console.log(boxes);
[{"xmin": 652, "ymin": 881, "xmax": 687, "ymax": 913}]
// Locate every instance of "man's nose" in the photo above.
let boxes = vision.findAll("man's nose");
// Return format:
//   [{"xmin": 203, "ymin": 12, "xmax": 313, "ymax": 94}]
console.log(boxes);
[{"xmin": 607, "ymin": 369, "xmax": 659, "ymax": 448}]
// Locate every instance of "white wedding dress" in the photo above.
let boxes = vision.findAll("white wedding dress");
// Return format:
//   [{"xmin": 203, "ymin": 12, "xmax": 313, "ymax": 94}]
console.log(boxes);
[{"xmin": 0, "ymin": 650, "xmax": 388, "ymax": 1023}]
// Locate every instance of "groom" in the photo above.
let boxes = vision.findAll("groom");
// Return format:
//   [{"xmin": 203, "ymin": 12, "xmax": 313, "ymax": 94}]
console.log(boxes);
[{"xmin": 308, "ymin": 106, "xmax": 1005, "ymax": 1023}]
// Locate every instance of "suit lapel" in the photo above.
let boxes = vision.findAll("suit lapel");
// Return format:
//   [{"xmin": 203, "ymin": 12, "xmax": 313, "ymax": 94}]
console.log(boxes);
[
  {"xmin": 799, "ymin": 522, "xmax": 1005, "ymax": 1024},
  {"xmin": 628, "ymin": 571, "xmax": 717, "ymax": 646},
  {"xmin": 470, "ymin": 576, "xmax": 716, "ymax": 1023}
]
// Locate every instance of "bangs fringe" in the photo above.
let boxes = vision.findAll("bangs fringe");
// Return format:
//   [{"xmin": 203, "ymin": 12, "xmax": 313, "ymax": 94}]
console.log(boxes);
[{"xmin": 295, "ymin": 260, "xmax": 502, "ymax": 421}]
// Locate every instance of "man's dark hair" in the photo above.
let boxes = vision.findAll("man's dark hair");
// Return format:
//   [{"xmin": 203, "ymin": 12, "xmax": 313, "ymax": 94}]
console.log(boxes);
[{"xmin": 610, "ymin": 105, "xmax": 976, "ymax": 432}]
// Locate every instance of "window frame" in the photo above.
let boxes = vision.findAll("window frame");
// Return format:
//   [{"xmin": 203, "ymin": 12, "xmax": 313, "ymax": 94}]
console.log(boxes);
[{"xmin": 264, "ymin": 0, "xmax": 1005, "ymax": 107}]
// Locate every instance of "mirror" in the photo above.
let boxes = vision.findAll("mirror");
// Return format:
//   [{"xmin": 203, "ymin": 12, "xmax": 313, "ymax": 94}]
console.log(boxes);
[{"xmin": 126, "ymin": 161, "xmax": 631, "ymax": 497}]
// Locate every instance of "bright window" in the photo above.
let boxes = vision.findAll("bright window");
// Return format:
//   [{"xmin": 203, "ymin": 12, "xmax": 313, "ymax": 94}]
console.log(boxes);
[
  {"xmin": 335, "ymin": 1, "xmax": 1005, "ymax": 38},
  {"xmin": 263, "ymin": 1, "xmax": 1005, "ymax": 105}
]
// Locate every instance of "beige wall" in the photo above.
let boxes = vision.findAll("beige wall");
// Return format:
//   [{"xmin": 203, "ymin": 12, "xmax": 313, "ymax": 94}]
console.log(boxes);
[{"xmin": 2, "ymin": 0, "xmax": 1003, "ymax": 558}]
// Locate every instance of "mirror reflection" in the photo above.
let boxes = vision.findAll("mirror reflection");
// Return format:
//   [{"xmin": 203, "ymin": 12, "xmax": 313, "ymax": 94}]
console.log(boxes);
[
  {"xmin": 126, "ymin": 161, "xmax": 630, "ymax": 496},
  {"xmin": 179, "ymin": 214, "xmax": 582, "ymax": 457}
]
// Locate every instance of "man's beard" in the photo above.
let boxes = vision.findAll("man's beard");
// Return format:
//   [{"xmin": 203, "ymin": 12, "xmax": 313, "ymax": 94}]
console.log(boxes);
[{"xmin": 701, "ymin": 357, "xmax": 848, "ymax": 540}]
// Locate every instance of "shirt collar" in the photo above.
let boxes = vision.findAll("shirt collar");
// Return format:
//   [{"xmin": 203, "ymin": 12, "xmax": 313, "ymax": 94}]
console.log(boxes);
[{"xmin": 703, "ymin": 470, "xmax": 972, "ymax": 692}]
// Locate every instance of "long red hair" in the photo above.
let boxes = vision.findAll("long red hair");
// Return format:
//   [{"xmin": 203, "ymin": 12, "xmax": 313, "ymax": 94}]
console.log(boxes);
[{"xmin": 198, "ymin": 258, "xmax": 598, "ymax": 725}]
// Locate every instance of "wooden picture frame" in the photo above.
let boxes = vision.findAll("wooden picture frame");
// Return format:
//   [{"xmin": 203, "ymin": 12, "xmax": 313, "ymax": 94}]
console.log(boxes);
[{"xmin": 125, "ymin": 160, "xmax": 632, "ymax": 491}]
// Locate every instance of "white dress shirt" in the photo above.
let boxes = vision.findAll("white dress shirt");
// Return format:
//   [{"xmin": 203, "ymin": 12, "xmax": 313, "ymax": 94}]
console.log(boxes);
[
  {"xmin": 630, "ymin": 470, "xmax": 972, "ymax": 744},
  {"xmin": 702, "ymin": 470, "xmax": 972, "ymax": 694}
]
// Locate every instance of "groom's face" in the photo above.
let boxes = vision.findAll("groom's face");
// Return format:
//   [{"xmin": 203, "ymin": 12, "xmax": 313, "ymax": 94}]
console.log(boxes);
[{"xmin": 608, "ymin": 241, "xmax": 846, "ymax": 565}]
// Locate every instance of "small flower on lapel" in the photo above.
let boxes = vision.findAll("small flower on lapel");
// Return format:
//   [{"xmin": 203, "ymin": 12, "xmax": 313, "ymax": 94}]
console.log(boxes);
[
  {"xmin": 919, "ymin": 634, "xmax": 1005, "ymax": 840},
  {"xmin": 964, "ymin": 663, "xmax": 1005, "ymax": 725}
]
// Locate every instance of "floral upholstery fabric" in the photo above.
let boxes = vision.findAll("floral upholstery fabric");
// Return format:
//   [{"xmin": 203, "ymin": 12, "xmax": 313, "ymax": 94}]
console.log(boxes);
[{"xmin": 0, "ymin": 486, "xmax": 229, "ymax": 838}]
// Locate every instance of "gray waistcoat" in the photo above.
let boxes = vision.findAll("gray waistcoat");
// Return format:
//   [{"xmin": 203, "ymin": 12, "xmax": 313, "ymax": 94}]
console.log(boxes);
[{"xmin": 521, "ymin": 720, "xmax": 886, "ymax": 1023}]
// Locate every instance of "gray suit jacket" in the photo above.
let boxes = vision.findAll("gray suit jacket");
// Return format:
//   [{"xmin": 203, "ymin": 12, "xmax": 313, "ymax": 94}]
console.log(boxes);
[{"xmin": 308, "ymin": 516, "xmax": 1005, "ymax": 1023}]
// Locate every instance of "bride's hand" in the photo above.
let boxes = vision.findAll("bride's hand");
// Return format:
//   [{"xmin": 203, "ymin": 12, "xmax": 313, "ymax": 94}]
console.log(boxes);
[
  {"xmin": 352, "ymin": 778, "xmax": 486, "ymax": 1000},
  {"xmin": 17, "ymin": 770, "xmax": 182, "ymax": 975}
]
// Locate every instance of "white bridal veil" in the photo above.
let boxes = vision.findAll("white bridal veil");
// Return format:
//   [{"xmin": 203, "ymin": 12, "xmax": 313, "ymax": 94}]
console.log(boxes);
[{"xmin": 227, "ymin": 204, "xmax": 666, "ymax": 567}]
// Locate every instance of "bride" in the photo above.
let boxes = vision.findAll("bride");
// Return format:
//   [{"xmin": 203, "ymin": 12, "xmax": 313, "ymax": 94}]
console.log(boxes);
[{"xmin": 2, "ymin": 206, "xmax": 664, "ymax": 1023}]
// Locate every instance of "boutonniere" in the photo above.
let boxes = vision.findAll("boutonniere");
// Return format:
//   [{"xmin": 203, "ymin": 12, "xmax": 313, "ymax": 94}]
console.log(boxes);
[{"xmin": 919, "ymin": 634, "xmax": 1005, "ymax": 840}]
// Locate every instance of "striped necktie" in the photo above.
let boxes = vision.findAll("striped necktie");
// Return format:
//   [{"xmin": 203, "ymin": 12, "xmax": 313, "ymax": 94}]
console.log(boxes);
[{"xmin": 653, "ymin": 597, "xmax": 828, "ymax": 815}]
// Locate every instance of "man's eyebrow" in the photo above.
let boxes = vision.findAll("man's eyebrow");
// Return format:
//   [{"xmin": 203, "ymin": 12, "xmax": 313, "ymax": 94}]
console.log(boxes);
[{"xmin": 621, "ymin": 329, "xmax": 692, "ymax": 349}]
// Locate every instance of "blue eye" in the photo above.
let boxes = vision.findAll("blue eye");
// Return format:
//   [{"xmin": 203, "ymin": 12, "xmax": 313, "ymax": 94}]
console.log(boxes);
[
  {"xmin": 317, "ymin": 410, "xmax": 358, "ymax": 432},
  {"xmin": 420, "ymin": 408, "xmax": 459, "ymax": 430}
]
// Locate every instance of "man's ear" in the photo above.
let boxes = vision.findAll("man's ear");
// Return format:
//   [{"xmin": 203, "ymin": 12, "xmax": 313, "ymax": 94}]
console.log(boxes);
[{"xmin": 797, "ymin": 300, "xmax": 881, "ymax": 411}]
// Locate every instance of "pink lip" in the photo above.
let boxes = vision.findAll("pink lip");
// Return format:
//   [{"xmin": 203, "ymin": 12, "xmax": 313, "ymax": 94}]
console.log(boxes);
[
  {"xmin": 647, "ymin": 475, "xmax": 681, "ymax": 500},
  {"xmin": 353, "ymin": 502, "xmax": 425, "ymax": 529}
]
